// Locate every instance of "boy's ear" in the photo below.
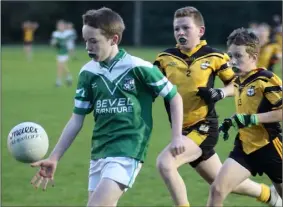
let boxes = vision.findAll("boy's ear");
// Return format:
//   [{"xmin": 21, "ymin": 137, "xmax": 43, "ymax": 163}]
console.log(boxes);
[
  {"xmin": 251, "ymin": 53, "xmax": 258, "ymax": 62},
  {"xmin": 111, "ymin": 34, "xmax": 119, "ymax": 45},
  {"xmin": 199, "ymin": 26, "xmax": 205, "ymax": 38}
]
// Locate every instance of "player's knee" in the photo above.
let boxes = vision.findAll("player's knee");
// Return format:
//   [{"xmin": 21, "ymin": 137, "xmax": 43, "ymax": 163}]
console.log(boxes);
[
  {"xmin": 210, "ymin": 181, "xmax": 227, "ymax": 200},
  {"xmin": 156, "ymin": 153, "xmax": 174, "ymax": 173}
]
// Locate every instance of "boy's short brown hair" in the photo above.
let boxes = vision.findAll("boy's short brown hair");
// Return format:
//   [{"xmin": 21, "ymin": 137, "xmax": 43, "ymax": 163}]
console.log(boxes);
[
  {"xmin": 227, "ymin": 28, "xmax": 260, "ymax": 56},
  {"xmin": 174, "ymin": 6, "xmax": 205, "ymax": 27},
  {"xmin": 82, "ymin": 7, "xmax": 125, "ymax": 44}
]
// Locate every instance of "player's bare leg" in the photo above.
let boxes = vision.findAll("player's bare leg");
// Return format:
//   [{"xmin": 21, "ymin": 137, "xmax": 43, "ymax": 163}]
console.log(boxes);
[
  {"xmin": 207, "ymin": 158, "xmax": 252, "ymax": 207},
  {"xmin": 56, "ymin": 61, "xmax": 64, "ymax": 87},
  {"xmin": 69, "ymin": 48, "xmax": 76, "ymax": 60},
  {"xmin": 199, "ymin": 154, "xmax": 282, "ymax": 206},
  {"xmin": 24, "ymin": 45, "xmax": 32, "ymax": 61},
  {"xmin": 87, "ymin": 178, "xmax": 125, "ymax": 207},
  {"xmin": 63, "ymin": 62, "xmax": 72, "ymax": 86},
  {"xmin": 156, "ymin": 136, "xmax": 202, "ymax": 206},
  {"xmin": 196, "ymin": 153, "xmax": 261, "ymax": 197},
  {"xmin": 195, "ymin": 153, "xmax": 222, "ymax": 184}
]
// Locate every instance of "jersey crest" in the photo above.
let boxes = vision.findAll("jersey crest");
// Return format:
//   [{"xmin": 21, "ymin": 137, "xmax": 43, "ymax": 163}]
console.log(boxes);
[
  {"xmin": 122, "ymin": 77, "xmax": 136, "ymax": 91},
  {"xmin": 246, "ymin": 85, "xmax": 256, "ymax": 97}
]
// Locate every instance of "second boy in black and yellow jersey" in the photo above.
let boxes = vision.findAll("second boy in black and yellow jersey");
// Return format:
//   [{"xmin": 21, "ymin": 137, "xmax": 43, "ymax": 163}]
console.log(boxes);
[
  {"xmin": 22, "ymin": 21, "xmax": 38, "ymax": 45},
  {"xmin": 223, "ymin": 68, "xmax": 282, "ymax": 183},
  {"xmin": 154, "ymin": 40, "xmax": 235, "ymax": 167},
  {"xmin": 257, "ymin": 42, "xmax": 281, "ymax": 72}
]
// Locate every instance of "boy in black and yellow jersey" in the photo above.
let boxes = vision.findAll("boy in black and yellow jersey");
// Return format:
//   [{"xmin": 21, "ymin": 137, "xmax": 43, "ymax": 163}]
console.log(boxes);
[
  {"xmin": 257, "ymin": 23, "xmax": 282, "ymax": 72},
  {"xmin": 154, "ymin": 7, "xmax": 281, "ymax": 207},
  {"xmin": 22, "ymin": 21, "xmax": 39, "ymax": 61},
  {"xmin": 208, "ymin": 28, "xmax": 282, "ymax": 207}
]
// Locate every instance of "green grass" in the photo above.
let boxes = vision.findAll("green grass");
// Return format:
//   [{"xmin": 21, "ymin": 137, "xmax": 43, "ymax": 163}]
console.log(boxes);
[{"xmin": 2, "ymin": 46, "xmax": 282, "ymax": 206}]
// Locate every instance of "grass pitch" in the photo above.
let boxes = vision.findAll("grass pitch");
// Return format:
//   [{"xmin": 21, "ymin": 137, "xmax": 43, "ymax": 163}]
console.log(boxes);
[{"xmin": 2, "ymin": 45, "xmax": 281, "ymax": 206}]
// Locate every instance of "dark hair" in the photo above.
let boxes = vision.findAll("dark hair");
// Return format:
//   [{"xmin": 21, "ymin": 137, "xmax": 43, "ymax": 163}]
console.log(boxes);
[{"xmin": 82, "ymin": 7, "xmax": 125, "ymax": 44}]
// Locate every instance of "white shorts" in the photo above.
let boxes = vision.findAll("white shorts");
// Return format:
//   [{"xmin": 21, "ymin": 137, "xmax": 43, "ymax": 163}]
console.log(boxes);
[
  {"xmin": 67, "ymin": 41, "xmax": 75, "ymax": 50},
  {"xmin": 57, "ymin": 55, "xmax": 69, "ymax": 62},
  {"xmin": 88, "ymin": 157, "xmax": 142, "ymax": 192}
]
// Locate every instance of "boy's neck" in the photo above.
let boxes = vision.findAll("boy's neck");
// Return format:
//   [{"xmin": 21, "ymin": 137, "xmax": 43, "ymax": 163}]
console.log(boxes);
[
  {"xmin": 179, "ymin": 39, "xmax": 202, "ymax": 53},
  {"xmin": 103, "ymin": 46, "xmax": 119, "ymax": 64},
  {"xmin": 239, "ymin": 65, "xmax": 258, "ymax": 79}
]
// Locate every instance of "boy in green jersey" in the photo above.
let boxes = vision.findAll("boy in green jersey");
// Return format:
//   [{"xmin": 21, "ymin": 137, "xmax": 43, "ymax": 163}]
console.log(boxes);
[
  {"xmin": 51, "ymin": 20, "xmax": 73, "ymax": 87},
  {"xmin": 30, "ymin": 7, "xmax": 184, "ymax": 207}
]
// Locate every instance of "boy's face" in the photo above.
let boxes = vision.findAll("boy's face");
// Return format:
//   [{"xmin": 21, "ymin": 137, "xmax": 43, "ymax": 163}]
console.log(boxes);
[
  {"xmin": 227, "ymin": 44, "xmax": 257, "ymax": 77},
  {"xmin": 173, "ymin": 16, "xmax": 204, "ymax": 51},
  {"xmin": 57, "ymin": 22, "xmax": 65, "ymax": 31},
  {"xmin": 82, "ymin": 25, "xmax": 113, "ymax": 62}
]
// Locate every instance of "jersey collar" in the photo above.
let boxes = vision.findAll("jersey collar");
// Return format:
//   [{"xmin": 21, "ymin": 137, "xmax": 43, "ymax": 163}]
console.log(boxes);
[
  {"xmin": 99, "ymin": 49, "xmax": 127, "ymax": 69},
  {"xmin": 239, "ymin": 68, "xmax": 266, "ymax": 82},
  {"xmin": 177, "ymin": 40, "xmax": 207, "ymax": 57}
]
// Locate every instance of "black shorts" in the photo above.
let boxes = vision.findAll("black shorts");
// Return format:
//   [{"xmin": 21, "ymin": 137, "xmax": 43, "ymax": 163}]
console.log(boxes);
[
  {"xmin": 23, "ymin": 41, "xmax": 33, "ymax": 46},
  {"xmin": 229, "ymin": 135, "xmax": 282, "ymax": 183},
  {"xmin": 182, "ymin": 119, "xmax": 219, "ymax": 168}
]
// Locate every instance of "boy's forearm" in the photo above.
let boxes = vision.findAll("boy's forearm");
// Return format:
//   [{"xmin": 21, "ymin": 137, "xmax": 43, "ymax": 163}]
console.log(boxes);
[
  {"xmin": 49, "ymin": 114, "xmax": 85, "ymax": 161},
  {"xmin": 220, "ymin": 81, "xmax": 235, "ymax": 98},
  {"xmin": 255, "ymin": 109, "xmax": 282, "ymax": 123},
  {"xmin": 169, "ymin": 93, "xmax": 183, "ymax": 139}
]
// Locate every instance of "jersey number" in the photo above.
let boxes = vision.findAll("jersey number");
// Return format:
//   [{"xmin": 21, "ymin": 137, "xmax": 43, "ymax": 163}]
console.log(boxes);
[
  {"xmin": 186, "ymin": 69, "xmax": 191, "ymax": 77},
  {"xmin": 238, "ymin": 98, "xmax": 242, "ymax": 106}
]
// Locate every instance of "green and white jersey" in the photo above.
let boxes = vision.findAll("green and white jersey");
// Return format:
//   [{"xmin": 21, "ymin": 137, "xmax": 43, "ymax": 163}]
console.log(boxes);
[
  {"xmin": 65, "ymin": 29, "xmax": 77, "ymax": 42},
  {"xmin": 51, "ymin": 31, "xmax": 68, "ymax": 55},
  {"xmin": 73, "ymin": 49, "xmax": 177, "ymax": 162}
]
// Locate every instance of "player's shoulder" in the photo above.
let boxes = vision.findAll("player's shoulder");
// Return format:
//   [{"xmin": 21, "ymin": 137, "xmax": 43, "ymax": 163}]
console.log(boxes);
[
  {"xmin": 79, "ymin": 60, "xmax": 100, "ymax": 75},
  {"xmin": 63, "ymin": 29, "xmax": 70, "ymax": 35},
  {"xmin": 198, "ymin": 45, "xmax": 227, "ymax": 59},
  {"xmin": 255, "ymin": 69, "xmax": 282, "ymax": 89},
  {"xmin": 157, "ymin": 47, "xmax": 185, "ymax": 58},
  {"xmin": 156, "ymin": 45, "xmax": 227, "ymax": 60},
  {"xmin": 264, "ymin": 41, "xmax": 279, "ymax": 49},
  {"xmin": 235, "ymin": 68, "xmax": 276, "ymax": 86},
  {"xmin": 129, "ymin": 54, "xmax": 154, "ymax": 69},
  {"xmin": 52, "ymin": 31, "xmax": 58, "ymax": 36},
  {"xmin": 52, "ymin": 31, "xmax": 63, "ymax": 38},
  {"xmin": 260, "ymin": 70, "xmax": 283, "ymax": 85},
  {"xmin": 255, "ymin": 68, "xmax": 275, "ymax": 79},
  {"xmin": 155, "ymin": 47, "xmax": 189, "ymax": 66}
]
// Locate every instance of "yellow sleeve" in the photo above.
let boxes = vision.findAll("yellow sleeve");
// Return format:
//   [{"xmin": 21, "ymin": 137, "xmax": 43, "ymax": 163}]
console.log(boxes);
[
  {"xmin": 153, "ymin": 54, "xmax": 166, "ymax": 75},
  {"xmin": 273, "ymin": 44, "xmax": 282, "ymax": 60},
  {"xmin": 262, "ymin": 74, "xmax": 282, "ymax": 110},
  {"xmin": 153, "ymin": 52, "xmax": 186, "ymax": 76},
  {"xmin": 276, "ymin": 34, "xmax": 282, "ymax": 52},
  {"xmin": 214, "ymin": 53, "xmax": 235, "ymax": 85}
]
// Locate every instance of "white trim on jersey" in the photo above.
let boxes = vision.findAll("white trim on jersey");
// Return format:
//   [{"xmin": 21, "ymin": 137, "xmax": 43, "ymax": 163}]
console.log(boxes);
[
  {"xmin": 159, "ymin": 82, "xmax": 173, "ymax": 97},
  {"xmin": 148, "ymin": 77, "xmax": 168, "ymax": 86},
  {"xmin": 98, "ymin": 67, "xmax": 133, "ymax": 95},
  {"xmin": 74, "ymin": 100, "xmax": 92, "ymax": 109}
]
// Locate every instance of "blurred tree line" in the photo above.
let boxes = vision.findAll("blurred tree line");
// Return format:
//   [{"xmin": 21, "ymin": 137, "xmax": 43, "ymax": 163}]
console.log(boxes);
[{"xmin": 2, "ymin": 1, "xmax": 282, "ymax": 46}]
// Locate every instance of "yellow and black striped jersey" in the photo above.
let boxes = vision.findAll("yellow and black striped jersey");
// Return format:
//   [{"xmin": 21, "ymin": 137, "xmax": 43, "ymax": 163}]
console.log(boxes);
[
  {"xmin": 257, "ymin": 42, "xmax": 281, "ymax": 71},
  {"xmin": 234, "ymin": 68, "xmax": 282, "ymax": 154},
  {"xmin": 275, "ymin": 33, "xmax": 282, "ymax": 52},
  {"xmin": 23, "ymin": 27, "xmax": 35, "ymax": 42},
  {"xmin": 154, "ymin": 40, "xmax": 235, "ymax": 128}
]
